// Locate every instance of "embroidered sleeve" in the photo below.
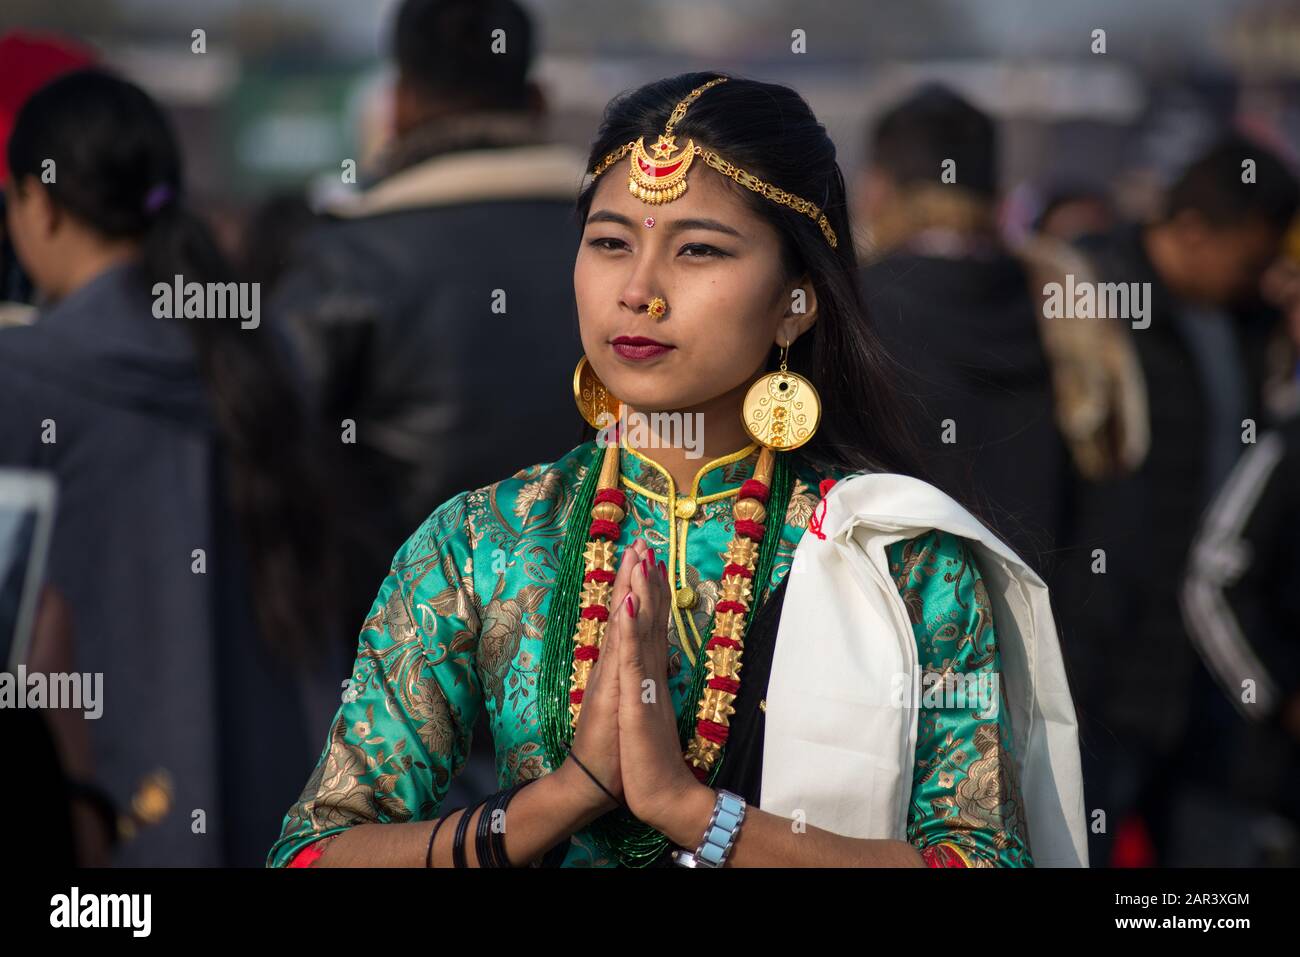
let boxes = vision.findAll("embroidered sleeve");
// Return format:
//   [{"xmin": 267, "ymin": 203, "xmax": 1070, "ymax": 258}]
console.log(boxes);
[
  {"xmin": 887, "ymin": 529, "xmax": 1034, "ymax": 868},
  {"xmin": 266, "ymin": 492, "xmax": 483, "ymax": 867}
]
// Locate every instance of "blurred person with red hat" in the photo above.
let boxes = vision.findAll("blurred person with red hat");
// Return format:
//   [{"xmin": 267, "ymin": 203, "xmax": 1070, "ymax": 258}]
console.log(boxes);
[{"xmin": 0, "ymin": 30, "xmax": 96, "ymax": 326}]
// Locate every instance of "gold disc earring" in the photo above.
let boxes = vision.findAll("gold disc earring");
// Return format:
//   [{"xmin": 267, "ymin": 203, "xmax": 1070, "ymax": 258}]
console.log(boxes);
[
  {"xmin": 740, "ymin": 340, "xmax": 821, "ymax": 450},
  {"xmin": 573, "ymin": 355, "xmax": 623, "ymax": 428}
]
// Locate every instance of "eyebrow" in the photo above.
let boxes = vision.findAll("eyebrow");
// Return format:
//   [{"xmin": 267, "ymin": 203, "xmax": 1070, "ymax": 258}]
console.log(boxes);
[{"xmin": 585, "ymin": 209, "xmax": 745, "ymax": 239}]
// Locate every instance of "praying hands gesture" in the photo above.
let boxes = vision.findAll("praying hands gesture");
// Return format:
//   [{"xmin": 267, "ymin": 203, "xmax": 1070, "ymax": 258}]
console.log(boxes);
[{"xmin": 565, "ymin": 537, "xmax": 713, "ymax": 836}]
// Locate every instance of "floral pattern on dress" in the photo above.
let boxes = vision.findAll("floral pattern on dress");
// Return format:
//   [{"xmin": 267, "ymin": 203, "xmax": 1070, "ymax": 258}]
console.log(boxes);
[
  {"xmin": 268, "ymin": 443, "xmax": 1033, "ymax": 867},
  {"xmin": 892, "ymin": 529, "xmax": 1033, "ymax": 867}
]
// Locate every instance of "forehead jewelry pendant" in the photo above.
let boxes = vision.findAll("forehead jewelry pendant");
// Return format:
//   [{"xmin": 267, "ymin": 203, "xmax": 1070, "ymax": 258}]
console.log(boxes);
[
  {"xmin": 629, "ymin": 132, "xmax": 695, "ymax": 205},
  {"xmin": 647, "ymin": 296, "xmax": 667, "ymax": 319}
]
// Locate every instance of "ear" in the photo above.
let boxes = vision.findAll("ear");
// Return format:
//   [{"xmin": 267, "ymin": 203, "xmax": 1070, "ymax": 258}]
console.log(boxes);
[
  {"xmin": 391, "ymin": 74, "xmax": 427, "ymax": 138},
  {"xmin": 774, "ymin": 275, "xmax": 818, "ymax": 348}
]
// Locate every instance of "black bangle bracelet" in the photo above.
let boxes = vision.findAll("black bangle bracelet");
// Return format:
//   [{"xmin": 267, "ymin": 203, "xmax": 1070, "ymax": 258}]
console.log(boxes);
[
  {"xmin": 452, "ymin": 798, "xmax": 487, "ymax": 869},
  {"xmin": 477, "ymin": 782, "xmax": 526, "ymax": 868},
  {"xmin": 426, "ymin": 808, "xmax": 459, "ymax": 868},
  {"xmin": 474, "ymin": 790, "xmax": 498, "ymax": 869},
  {"xmin": 487, "ymin": 781, "xmax": 531, "ymax": 867}
]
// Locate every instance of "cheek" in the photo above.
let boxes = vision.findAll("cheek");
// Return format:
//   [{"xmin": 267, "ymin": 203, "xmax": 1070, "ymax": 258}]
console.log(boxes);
[
  {"xmin": 573, "ymin": 252, "xmax": 607, "ymax": 354},
  {"xmin": 5, "ymin": 203, "xmax": 37, "ymax": 264},
  {"xmin": 5, "ymin": 202, "xmax": 26, "ymax": 245},
  {"xmin": 1224, "ymin": 254, "xmax": 1258, "ymax": 288},
  {"xmin": 686, "ymin": 295, "xmax": 773, "ymax": 378}
]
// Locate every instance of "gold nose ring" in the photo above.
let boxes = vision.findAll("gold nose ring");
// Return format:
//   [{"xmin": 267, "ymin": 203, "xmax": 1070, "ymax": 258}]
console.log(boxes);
[{"xmin": 648, "ymin": 296, "xmax": 667, "ymax": 319}]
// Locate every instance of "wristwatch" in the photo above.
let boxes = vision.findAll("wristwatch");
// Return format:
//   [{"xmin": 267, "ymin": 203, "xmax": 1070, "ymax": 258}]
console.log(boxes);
[{"xmin": 671, "ymin": 789, "xmax": 746, "ymax": 867}]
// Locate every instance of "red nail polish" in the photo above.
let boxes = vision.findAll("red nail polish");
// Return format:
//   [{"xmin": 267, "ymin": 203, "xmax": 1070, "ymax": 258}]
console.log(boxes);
[
  {"xmin": 648, "ymin": 546, "xmax": 656, "ymax": 565},
  {"xmin": 626, "ymin": 593, "xmax": 637, "ymax": 618},
  {"xmin": 659, "ymin": 560, "xmax": 667, "ymax": 581}
]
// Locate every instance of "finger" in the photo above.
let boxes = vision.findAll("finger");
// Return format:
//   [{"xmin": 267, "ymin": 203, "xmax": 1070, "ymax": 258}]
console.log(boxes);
[
  {"xmin": 638, "ymin": 548, "xmax": 670, "ymax": 638},
  {"xmin": 629, "ymin": 552, "xmax": 669, "ymax": 683},
  {"xmin": 617, "ymin": 589, "xmax": 646, "ymax": 675},
  {"xmin": 590, "ymin": 545, "xmax": 637, "ymax": 705},
  {"xmin": 605, "ymin": 539, "xmax": 639, "ymax": 639},
  {"xmin": 650, "ymin": 554, "xmax": 669, "ymax": 626},
  {"xmin": 598, "ymin": 592, "xmax": 623, "ymax": 676}
]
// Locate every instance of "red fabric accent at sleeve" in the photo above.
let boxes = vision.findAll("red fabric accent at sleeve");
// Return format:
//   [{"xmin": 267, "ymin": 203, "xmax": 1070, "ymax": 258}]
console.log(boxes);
[
  {"xmin": 286, "ymin": 839, "xmax": 329, "ymax": 868},
  {"xmin": 920, "ymin": 843, "xmax": 970, "ymax": 868}
]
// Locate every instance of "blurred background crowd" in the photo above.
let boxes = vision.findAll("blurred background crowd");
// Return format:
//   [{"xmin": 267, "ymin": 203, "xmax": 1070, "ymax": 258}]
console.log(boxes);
[{"xmin": 3, "ymin": 0, "xmax": 1300, "ymax": 867}]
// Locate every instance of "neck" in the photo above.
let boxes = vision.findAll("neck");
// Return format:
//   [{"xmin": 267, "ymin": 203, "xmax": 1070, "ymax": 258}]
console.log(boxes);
[
  {"xmin": 622, "ymin": 382, "xmax": 754, "ymax": 491},
  {"xmin": 47, "ymin": 239, "xmax": 140, "ymax": 303},
  {"xmin": 1142, "ymin": 223, "xmax": 1195, "ymax": 303}
]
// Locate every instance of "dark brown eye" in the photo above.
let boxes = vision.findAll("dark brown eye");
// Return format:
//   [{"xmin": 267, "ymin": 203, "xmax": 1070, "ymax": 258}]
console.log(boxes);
[{"xmin": 681, "ymin": 243, "xmax": 723, "ymax": 258}]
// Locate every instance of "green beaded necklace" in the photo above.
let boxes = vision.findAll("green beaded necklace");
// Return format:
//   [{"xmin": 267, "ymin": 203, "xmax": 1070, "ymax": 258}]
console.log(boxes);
[{"xmin": 539, "ymin": 440, "xmax": 795, "ymax": 867}]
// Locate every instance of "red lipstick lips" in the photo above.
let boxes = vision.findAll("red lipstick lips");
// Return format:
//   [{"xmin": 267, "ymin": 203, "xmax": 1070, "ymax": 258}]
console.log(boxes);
[{"xmin": 611, "ymin": 336, "xmax": 674, "ymax": 361}]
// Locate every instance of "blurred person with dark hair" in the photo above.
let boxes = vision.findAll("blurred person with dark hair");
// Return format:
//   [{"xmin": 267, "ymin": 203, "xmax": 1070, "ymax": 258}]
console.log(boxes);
[
  {"xmin": 0, "ymin": 30, "xmax": 97, "ymax": 324},
  {"xmin": 0, "ymin": 69, "xmax": 350, "ymax": 866},
  {"xmin": 271, "ymin": 0, "xmax": 591, "ymax": 813},
  {"xmin": 273, "ymin": 0, "xmax": 586, "ymax": 560},
  {"xmin": 238, "ymin": 191, "xmax": 319, "ymax": 297},
  {"xmin": 1065, "ymin": 133, "xmax": 1300, "ymax": 866},
  {"xmin": 855, "ymin": 84, "xmax": 1072, "ymax": 580}
]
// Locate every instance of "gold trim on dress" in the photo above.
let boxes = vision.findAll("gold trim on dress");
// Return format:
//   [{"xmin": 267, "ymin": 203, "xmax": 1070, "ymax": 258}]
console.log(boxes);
[{"xmin": 618, "ymin": 435, "xmax": 760, "ymax": 664}]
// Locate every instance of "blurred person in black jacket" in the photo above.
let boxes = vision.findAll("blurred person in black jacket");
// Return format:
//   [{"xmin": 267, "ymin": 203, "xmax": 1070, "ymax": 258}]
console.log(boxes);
[
  {"xmin": 272, "ymin": 0, "xmax": 587, "ymax": 585},
  {"xmin": 1067, "ymin": 135, "xmax": 1299, "ymax": 865},
  {"xmin": 270, "ymin": 0, "xmax": 590, "ymax": 812},
  {"xmin": 856, "ymin": 85, "xmax": 1071, "ymax": 582}
]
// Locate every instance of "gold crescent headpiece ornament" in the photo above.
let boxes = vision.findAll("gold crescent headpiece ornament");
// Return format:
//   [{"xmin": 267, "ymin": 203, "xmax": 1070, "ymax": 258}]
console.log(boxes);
[{"xmin": 588, "ymin": 76, "xmax": 839, "ymax": 249}]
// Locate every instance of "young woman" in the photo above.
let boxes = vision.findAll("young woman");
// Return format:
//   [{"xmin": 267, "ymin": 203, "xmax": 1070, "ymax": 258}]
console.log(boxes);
[
  {"xmin": 0, "ymin": 69, "xmax": 348, "ymax": 866},
  {"xmin": 269, "ymin": 72, "xmax": 1086, "ymax": 868}
]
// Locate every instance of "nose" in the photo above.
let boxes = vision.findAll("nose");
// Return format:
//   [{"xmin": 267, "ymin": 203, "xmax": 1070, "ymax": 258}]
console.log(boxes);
[{"xmin": 617, "ymin": 245, "xmax": 665, "ymax": 319}]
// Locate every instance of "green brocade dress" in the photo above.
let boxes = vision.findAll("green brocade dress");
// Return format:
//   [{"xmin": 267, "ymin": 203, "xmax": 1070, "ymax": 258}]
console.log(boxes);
[{"xmin": 268, "ymin": 439, "xmax": 1033, "ymax": 867}]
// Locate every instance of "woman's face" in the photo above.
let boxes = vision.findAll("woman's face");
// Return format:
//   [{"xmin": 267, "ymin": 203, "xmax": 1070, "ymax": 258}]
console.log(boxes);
[{"xmin": 574, "ymin": 162, "xmax": 817, "ymax": 419}]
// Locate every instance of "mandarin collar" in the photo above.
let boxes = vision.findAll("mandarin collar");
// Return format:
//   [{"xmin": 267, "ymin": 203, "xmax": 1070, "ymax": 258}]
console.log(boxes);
[{"xmin": 618, "ymin": 432, "xmax": 761, "ymax": 503}]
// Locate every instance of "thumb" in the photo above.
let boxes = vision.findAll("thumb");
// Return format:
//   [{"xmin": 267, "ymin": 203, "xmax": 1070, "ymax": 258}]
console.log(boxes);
[{"xmin": 596, "ymin": 605, "xmax": 621, "ymax": 685}]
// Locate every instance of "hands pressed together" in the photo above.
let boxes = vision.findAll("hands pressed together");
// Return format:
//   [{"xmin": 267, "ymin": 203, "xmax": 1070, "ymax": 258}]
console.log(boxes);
[{"xmin": 565, "ymin": 537, "xmax": 713, "ymax": 833}]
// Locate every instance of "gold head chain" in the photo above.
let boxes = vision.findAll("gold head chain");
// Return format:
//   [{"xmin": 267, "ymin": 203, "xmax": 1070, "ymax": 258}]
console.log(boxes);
[{"xmin": 588, "ymin": 76, "xmax": 838, "ymax": 248}]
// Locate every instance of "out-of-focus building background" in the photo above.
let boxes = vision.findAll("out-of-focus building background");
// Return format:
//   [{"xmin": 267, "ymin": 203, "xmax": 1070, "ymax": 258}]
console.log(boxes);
[
  {"xmin": 6, "ymin": 0, "xmax": 1300, "ymax": 871},
  {"xmin": 6, "ymin": 0, "xmax": 1299, "ymax": 237}
]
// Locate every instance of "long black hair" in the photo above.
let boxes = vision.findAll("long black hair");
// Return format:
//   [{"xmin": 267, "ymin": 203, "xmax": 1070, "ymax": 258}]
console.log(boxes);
[
  {"xmin": 7, "ymin": 69, "xmax": 342, "ymax": 664},
  {"xmin": 573, "ymin": 71, "xmax": 929, "ymax": 482}
]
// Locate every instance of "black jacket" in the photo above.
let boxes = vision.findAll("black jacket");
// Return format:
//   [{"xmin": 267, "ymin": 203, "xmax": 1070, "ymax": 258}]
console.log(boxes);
[
  {"xmin": 860, "ymin": 248, "xmax": 1069, "ymax": 579},
  {"xmin": 1062, "ymin": 224, "xmax": 1262, "ymax": 755},
  {"xmin": 270, "ymin": 143, "xmax": 590, "ymax": 578},
  {"xmin": 270, "ymin": 140, "xmax": 591, "ymax": 813},
  {"xmin": 1182, "ymin": 405, "xmax": 1300, "ymax": 820}
]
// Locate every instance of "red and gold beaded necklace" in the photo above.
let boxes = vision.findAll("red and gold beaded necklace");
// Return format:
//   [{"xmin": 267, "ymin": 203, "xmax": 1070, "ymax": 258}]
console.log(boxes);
[
  {"xmin": 566, "ymin": 435, "xmax": 779, "ymax": 781},
  {"xmin": 538, "ymin": 429, "xmax": 796, "ymax": 867}
]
